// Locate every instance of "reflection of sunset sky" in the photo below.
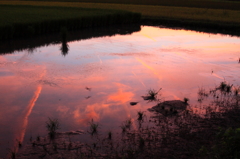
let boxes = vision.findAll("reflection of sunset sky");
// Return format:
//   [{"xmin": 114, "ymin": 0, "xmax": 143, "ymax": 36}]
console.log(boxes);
[{"xmin": 0, "ymin": 26, "xmax": 240, "ymax": 157}]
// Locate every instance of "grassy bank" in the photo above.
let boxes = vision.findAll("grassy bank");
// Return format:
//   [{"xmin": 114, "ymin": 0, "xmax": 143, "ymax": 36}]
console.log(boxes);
[
  {"xmin": 0, "ymin": 4, "xmax": 141, "ymax": 40},
  {"xmin": 15, "ymin": 0, "xmax": 240, "ymax": 11},
  {"xmin": 1, "ymin": 1, "xmax": 240, "ymax": 35}
]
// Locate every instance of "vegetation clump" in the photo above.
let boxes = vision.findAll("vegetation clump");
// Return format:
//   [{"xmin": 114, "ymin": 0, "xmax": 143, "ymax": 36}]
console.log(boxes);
[
  {"xmin": 14, "ymin": 82, "xmax": 240, "ymax": 159},
  {"xmin": 142, "ymin": 88, "xmax": 161, "ymax": 101},
  {"xmin": 46, "ymin": 118, "xmax": 60, "ymax": 139},
  {"xmin": 88, "ymin": 119, "xmax": 99, "ymax": 136}
]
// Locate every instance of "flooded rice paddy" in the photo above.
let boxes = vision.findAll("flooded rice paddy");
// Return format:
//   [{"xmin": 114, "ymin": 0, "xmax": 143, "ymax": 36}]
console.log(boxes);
[{"xmin": 0, "ymin": 25, "xmax": 240, "ymax": 157}]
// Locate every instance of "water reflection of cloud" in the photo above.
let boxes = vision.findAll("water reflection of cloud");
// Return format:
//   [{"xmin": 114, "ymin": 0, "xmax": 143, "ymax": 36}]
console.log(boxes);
[
  {"xmin": 1, "ymin": 25, "xmax": 240, "ymax": 158},
  {"xmin": 18, "ymin": 84, "xmax": 42, "ymax": 143},
  {"xmin": 57, "ymin": 105, "xmax": 70, "ymax": 115},
  {"xmin": 0, "ymin": 70, "xmax": 14, "ymax": 77},
  {"xmin": 107, "ymin": 83, "xmax": 134, "ymax": 104},
  {"xmin": 74, "ymin": 104, "xmax": 100, "ymax": 126}
]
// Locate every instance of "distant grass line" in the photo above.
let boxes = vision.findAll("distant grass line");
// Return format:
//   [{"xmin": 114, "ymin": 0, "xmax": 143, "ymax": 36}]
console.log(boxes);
[
  {"xmin": 14, "ymin": 0, "xmax": 240, "ymax": 11},
  {"xmin": 2, "ymin": 1, "xmax": 239, "ymax": 26},
  {"xmin": 0, "ymin": 4, "xmax": 141, "ymax": 40},
  {"xmin": 0, "ymin": 1, "xmax": 240, "ymax": 39},
  {"xmin": 2, "ymin": 1, "xmax": 240, "ymax": 23}
]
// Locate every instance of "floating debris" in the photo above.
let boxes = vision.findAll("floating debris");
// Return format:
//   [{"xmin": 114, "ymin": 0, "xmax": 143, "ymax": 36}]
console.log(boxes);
[
  {"xmin": 57, "ymin": 130, "xmax": 84, "ymax": 135},
  {"xmin": 148, "ymin": 100, "xmax": 187, "ymax": 116},
  {"xmin": 85, "ymin": 87, "xmax": 91, "ymax": 91},
  {"xmin": 130, "ymin": 102, "xmax": 138, "ymax": 106}
]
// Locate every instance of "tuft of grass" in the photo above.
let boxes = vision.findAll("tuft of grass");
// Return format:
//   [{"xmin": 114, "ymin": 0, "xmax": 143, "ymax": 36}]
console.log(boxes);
[
  {"xmin": 219, "ymin": 81, "xmax": 227, "ymax": 92},
  {"xmin": 17, "ymin": 140, "xmax": 22, "ymax": 148},
  {"xmin": 46, "ymin": 118, "xmax": 60, "ymax": 139},
  {"xmin": 217, "ymin": 81, "xmax": 233, "ymax": 94},
  {"xmin": 36, "ymin": 135, "xmax": 40, "ymax": 141},
  {"xmin": 88, "ymin": 119, "xmax": 99, "ymax": 136},
  {"xmin": 148, "ymin": 89, "xmax": 159, "ymax": 99},
  {"xmin": 124, "ymin": 118, "xmax": 132, "ymax": 129},
  {"xmin": 137, "ymin": 111, "xmax": 145, "ymax": 121},
  {"xmin": 139, "ymin": 136, "xmax": 145, "ymax": 150},
  {"xmin": 120, "ymin": 124, "xmax": 126, "ymax": 133},
  {"xmin": 184, "ymin": 97, "xmax": 189, "ymax": 104},
  {"xmin": 234, "ymin": 87, "xmax": 239, "ymax": 96},
  {"xmin": 142, "ymin": 88, "xmax": 162, "ymax": 101},
  {"xmin": 108, "ymin": 131, "xmax": 112, "ymax": 140}
]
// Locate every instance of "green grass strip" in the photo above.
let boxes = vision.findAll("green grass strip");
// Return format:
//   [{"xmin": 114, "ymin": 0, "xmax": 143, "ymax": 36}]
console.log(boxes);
[{"xmin": 1, "ymin": 1, "xmax": 240, "ymax": 24}]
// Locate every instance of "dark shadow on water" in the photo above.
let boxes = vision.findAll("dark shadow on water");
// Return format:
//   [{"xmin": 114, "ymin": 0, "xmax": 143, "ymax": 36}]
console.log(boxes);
[
  {"xmin": 1, "ymin": 22, "xmax": 239, "ymax": 56},
  {"xmin": 0, "ymin": 24, "xmax": 141, "ymax": 55},
  {"xmin": 60, "ymin": 42, "xmax": 69, "ymax": 57},
  {"xmin": 142, "ymin": 19, "xmax": 240, "ymax": 37}
]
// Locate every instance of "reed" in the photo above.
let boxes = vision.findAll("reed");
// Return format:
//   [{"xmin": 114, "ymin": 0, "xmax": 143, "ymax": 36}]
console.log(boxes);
[
  {"xmin": 88, "ymin": 119, "xmax": 99, "ymax": 136},
  {"xmin": 46, "ymin": 118, "xmax": 60, "ymax": 139}
]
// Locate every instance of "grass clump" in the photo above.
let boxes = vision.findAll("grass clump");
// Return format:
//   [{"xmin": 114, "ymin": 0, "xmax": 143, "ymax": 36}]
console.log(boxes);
[
  {"xmin": 107, "ymin": 131, "xmax": 112, "ymax": 140},
  {"xmin": 88, "ymin": 119, "xmax": 99, "ymax": 136},
  {"xmin": 142, "ymin": 88, "xmax": 161, "ymax": 101},
  {"xmin": 137, "ymin": 111, "xmax": 145, "ymax": 121},
  {"xmin": 46, "ymin": 118, "xmax": 60, "ymax": 139},
  {"xmin": 14, "ymin": 82, "xmax": 240, "ymax": 159},
  {"xmin": 200, "ymin": 127, "xmax": 240, "ymax": 159},
  {"xmin": 184, "ymin": 97, "xmax": 189, "ymax": 104}
]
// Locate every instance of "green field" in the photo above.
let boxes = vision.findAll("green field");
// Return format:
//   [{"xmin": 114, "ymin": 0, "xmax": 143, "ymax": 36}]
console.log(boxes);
[
  {"xmin": 0, "ymin": 0, "xmax": 240, "ymax": 39},
  {"xmin": 1, "ymin": 1, "xmax": 240, "ymax": 24},
  {"xmin": 0, "ymin": 4, "xmax": 141, "ymax": 40}
]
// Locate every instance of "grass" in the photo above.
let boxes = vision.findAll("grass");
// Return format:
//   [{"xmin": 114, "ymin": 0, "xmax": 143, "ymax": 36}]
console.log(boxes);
[
  {"xmin": 88, "ymin": 119, "xmax": 99, "ymax": 136},
  {"xmin": 46, "ymin": 118, "xmax": 60, "ymax": 138},
  {"xmin": 0, "ymin": 1, "xmax": 240, "ymax": 39},
  {"xmin": 137, "ymin": 111, "xmax": 145, "ymax": 121},
  {"xmin": 200, "ymin": 127, "xmax": 240, "ymax": 159},
  {"xmin": 0, "ymin": 4, "xmax": 141, "ymax": 40},
  {"xmin": 184, "ymin": 97, "xmax": 189, "ymax": 104},
  {"xmin": 12, "ymin": 0, "xmax": 240, "ymax": 11},
  {"xmin": 15, "ymin": 82, "xmax": 240, "ymax": 158},
  {"xmin": 2, "ymin": 1, "xmax": 240, "ymax": 24},
  {"xmin": 142, "ymin": 88, "xmax": 161, "ymax": 101}
]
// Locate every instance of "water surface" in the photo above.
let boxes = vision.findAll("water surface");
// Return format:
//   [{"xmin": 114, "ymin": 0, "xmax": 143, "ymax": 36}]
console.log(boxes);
[{"xmin": 0, "ymin": 26, "xmax": 240, "ymax": 157}]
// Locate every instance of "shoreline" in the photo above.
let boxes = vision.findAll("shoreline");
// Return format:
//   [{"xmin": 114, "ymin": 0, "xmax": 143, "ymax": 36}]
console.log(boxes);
[{"xmin": 0, "ymin": 1, "xmax": 240, "ymax": 40}]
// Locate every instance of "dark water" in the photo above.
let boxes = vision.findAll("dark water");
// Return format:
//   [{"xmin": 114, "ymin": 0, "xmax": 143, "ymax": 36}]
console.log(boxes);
[{"xmin": 0, "ymin": 25, "xmax": 240, "ymax": 158}]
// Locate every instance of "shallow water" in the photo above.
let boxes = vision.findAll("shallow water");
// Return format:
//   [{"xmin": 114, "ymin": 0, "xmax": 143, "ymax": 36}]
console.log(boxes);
[{"xmin": 0, "ymin": 25, "xmax": 240, "ymax": 157}]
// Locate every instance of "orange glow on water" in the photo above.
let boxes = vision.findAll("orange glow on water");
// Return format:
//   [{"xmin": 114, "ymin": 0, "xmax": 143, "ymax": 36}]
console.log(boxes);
[
  {"xmin": 18, "ymin": 85, "xmax": 42, "ymax": 141},
  {"xmin": 15, "ymin": 70, "xmax": 45, "ymax": 151},
  {"xmin": 107, "ymin": 83, "xmax": 134, "ymax": 104},
  {"xmin": 0, "ymin": 26, "xmax": 240, "ymax": 158}
]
